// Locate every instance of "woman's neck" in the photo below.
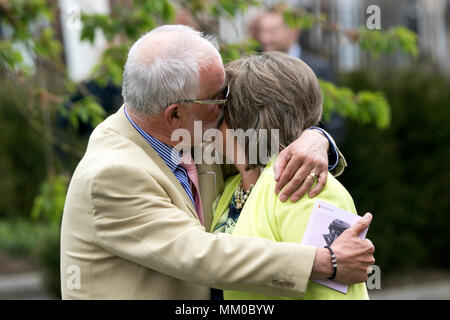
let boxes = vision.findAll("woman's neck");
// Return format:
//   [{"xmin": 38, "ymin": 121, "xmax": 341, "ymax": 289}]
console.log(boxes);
[
  {"xmin": 234, "ymin": 162, "xmax": 260, "ymax": 191},
  {"xmin": 224, "ymin": 132, "xmax": 261, "ymax": 190}
]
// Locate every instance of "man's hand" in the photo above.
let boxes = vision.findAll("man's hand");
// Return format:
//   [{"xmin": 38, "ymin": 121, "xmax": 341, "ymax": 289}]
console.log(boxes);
[
  {"xmin": 311, "ymin": 213, "xmax": 375, "ymax": 284},
  {"xmin": 273, "ymin": 129, "xmax": 329, "ymax": 202}
]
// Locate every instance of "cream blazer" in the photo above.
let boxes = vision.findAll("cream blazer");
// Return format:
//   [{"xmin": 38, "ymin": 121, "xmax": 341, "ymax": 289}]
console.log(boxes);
[{"xmin": 60, "ymin": 105, "xmax": 343, "ymax": 299}]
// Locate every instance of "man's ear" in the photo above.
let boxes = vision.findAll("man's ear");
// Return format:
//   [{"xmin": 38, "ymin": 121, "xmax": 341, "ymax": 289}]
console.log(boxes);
[{"xmin": 164, "ymin": 103, "xmax": 182, "ymax": 129}]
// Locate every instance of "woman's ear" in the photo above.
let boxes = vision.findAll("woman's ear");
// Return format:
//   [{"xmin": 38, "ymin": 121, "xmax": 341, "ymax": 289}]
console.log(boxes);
[{"xmin": 164, "ymin": 103, "xmax": 182, "ymax": 129}]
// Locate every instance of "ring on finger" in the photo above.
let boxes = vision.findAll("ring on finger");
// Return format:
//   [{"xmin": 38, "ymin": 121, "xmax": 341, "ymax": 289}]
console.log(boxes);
[{"xmin": 309, "ymin": 172, "xmax": 318, "ymax": 181}]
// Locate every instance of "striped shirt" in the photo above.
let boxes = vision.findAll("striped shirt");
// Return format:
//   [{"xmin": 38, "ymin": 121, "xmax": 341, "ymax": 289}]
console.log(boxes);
[
  {"xmin": 308, "ymin": 126, "xmax": 339, "ymax": 171},
  {"xmin": 124, "ymin": 106, "xmax": 195, "ymax": 207}
]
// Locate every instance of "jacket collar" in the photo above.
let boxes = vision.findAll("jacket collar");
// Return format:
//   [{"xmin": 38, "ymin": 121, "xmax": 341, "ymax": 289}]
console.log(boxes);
[{"xmin": 108, "ymin": 105, "xmax": 198, "ymax": 220}]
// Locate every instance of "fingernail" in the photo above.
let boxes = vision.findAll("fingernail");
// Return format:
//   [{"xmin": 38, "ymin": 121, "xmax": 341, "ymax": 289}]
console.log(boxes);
[
  {"xmin": 291, "ymin": 196, "xmax": 298, "ymax": 202},
  {"xmin": 363, "ymin": 213, "xmax": 372, "ymax": 221},
  {"xmin": 280, "ymin": 195, "xmax": 287, "ymax": 202}
]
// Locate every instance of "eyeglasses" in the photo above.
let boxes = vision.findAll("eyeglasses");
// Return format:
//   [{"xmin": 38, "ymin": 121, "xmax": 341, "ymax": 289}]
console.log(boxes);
[{"xmin": 172, "ymin": 85, "xmax": 230, "ymax": 106}]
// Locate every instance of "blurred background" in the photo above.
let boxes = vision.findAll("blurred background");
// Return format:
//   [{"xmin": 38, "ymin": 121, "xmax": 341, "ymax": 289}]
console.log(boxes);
[{"xmin": 0, "ymin": 0, "xmax": 449, "ymax": 300}]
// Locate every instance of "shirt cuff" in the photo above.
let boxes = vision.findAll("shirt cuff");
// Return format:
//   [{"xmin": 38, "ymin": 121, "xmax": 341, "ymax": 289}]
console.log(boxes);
[{"xmin": 307, "ymin": 127, "xmax": 339, "ymax": 172}]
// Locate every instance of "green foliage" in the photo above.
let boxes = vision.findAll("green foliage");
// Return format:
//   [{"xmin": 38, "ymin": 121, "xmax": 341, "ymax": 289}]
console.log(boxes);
[
  {"xmin": 210, "ymin": 0, "xmax": 260, "ymax": 17},
  {"xmin": 0, "ymin": 219, "xmax": 51, "ymax": 257},
  {"xmin": 91, "ymin": 44, "xmax": 129, "ymax": 87},
  {"xmin": 220, "ymin": 39, "xmax": 260, "ymax": 64},
  {"xmin": 33, "ymin": 27, "xmax": 62, "ymax": 59},
  {"xmin": 0, "ymin": 0, "xmax": 62, "ymax": 72},
  {"xmin": 339, "ymin": 68, "xmax": 450, "ymax": 272},
  {"xmin": 31, "ymin": 174, "xmax": 69, "ymax": 228},
  {"xmin": 0, "ymin": 219, "xmax": 60, "ymax": 298},
  {"xmin": 283, "ymin": 7, "xmax": 326, "ymax": 30},
  {"xmin": 0, "ymin": 40, "xmax": 27, "ymax": 72},
  {"xmin": 80, "ymin": 0, "xmax": 175, "ymax": 44},
  {"xmin": 357, "ymin": 26, "xmax": 418, "ymax": 58},
  {"xmin": 59, "ymin": 96, "xmax": 106, "ymax": 130},
  {"xmin": 320, "ymin": 80, "xmax": 391, "ymax": 129},
  {"xmin": 34, "ymin": 226, "xmax": 61, "ymax": 298},
  {"xmin": 280, "ymin": 6, "xmax": 417, "ymax": 58},
  {"xmin": 0, "ymin": 78, "xmax": 47, "ymax": 219}
]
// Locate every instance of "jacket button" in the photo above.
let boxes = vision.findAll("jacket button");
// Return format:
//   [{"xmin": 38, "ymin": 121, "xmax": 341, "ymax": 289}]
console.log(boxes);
[
  {"xmin": 279, "ymin": 280, "xmax": 288, "ymax": 287},
  {"xmin": 287, "ymin": 282, "xmax": 295, "ymax": 289},
  {"xmin": 272, "ymin": 280, "xmax": 280, "ymax": 286}
]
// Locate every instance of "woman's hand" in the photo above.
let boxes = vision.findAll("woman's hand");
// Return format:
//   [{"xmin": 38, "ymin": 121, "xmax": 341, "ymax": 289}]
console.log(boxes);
[{"xmin": 273, "ymin": 129, "xmax": 329, "ymax": 202}]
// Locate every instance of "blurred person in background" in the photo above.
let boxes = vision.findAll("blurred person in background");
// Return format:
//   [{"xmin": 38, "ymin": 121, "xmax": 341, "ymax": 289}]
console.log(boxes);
[
  {"xmin": 250, "ymin": 7, "xmax": 334, "ymax": 81},
  {"xmin": 250, "ymin": 7, "xmax": 345, "ymax": 145}
]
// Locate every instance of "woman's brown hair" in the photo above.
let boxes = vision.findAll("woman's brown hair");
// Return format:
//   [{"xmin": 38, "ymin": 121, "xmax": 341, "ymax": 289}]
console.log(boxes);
[{"xmin": 224, "ymin": 51, "xmax": 323, "ymax": 169}]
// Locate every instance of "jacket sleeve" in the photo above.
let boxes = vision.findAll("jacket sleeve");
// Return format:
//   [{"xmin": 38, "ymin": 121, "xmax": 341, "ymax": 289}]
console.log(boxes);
[
  {"xmin": 308, "ymin": 127, "xmax": 347, "ymax": 177},
  {"xmin": 90, "ymin": 163, "xmax": 316, "ymax": 298},
  {"xmin": 331, "ymin": 146, "xmax": 347, "ymax": 177}
]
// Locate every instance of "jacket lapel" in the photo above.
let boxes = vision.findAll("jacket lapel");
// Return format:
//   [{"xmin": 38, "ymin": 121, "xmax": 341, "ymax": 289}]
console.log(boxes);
[{"xmin": 109, "ymin": 105, "xmax": 199, "ymax": 221}]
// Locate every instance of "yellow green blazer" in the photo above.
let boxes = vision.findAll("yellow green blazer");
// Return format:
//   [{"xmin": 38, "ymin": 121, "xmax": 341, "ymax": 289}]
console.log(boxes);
[{"xmin": 211, "ymin": 161, "xmax": 368, "ymax": 300}]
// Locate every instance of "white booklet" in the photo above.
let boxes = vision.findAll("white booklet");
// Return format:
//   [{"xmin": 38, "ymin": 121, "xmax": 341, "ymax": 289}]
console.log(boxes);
[{"xmin": 301, "ymin": 200, "xmax": 369, "ymax": 294}]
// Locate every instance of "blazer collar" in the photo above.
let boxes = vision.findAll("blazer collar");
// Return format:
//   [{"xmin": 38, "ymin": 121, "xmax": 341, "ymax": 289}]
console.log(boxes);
[{"xmin": 109, "ymin": 105, "xmax": 198, "ymax": 220}]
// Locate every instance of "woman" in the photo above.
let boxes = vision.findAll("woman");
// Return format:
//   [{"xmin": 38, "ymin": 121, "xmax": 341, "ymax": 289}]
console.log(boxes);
[{"xmin": 210, "ymin": 52, "xmax": 368, "ymax": 300}]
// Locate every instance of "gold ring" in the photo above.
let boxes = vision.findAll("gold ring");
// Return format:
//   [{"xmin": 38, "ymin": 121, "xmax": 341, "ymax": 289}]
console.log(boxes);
[{"xmin": 309, "ymin": 172, "xmax": 317, "ymax": 180}]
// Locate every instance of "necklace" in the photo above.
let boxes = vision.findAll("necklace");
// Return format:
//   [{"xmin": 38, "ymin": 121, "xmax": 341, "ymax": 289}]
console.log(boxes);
[
  {"xmin": 234, "ymin": 183, "xmax": 255, "ymax": 210},
  {"xmin": 226, "ymin": 182, "xmax": 254, "ymax": 232}
]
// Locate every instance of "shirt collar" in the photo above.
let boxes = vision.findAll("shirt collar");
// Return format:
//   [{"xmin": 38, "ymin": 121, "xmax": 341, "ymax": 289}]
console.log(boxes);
[
  {"xmin": 287, "ymin": 43, "xmax": 302, "ymax": 59},
  {"xmin": 124, "ymin": 106, "xmax": 182, "ymax": 173}
]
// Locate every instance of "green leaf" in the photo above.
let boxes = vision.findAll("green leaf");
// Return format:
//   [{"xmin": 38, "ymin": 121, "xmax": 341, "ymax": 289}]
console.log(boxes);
[
  {"xmin": 320, "ymin": 80, "xmax": 391, "ymax": 129},
  {"xmin": 69, "ymin": 111, "xmax": 79, "ymax": 129},
  {"xmin": 357, "ymin": 26, "xmax": 418, "ymax": 58},
  {"xmin": 31, "ymin": 174, "xmax": 69, "ymax": 227},
  {"xmin": 162, "ymin": 0, "xmax": 176, "ymax": 22}
]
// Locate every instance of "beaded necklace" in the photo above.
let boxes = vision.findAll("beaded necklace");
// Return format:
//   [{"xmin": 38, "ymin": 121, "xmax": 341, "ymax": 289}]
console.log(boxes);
[
  {"xmin": 234, "ymin": 183, "xmax": 255, "ymax": 210},
  {"xmin": 223, "ymin": 183, "xmax": 255, "ymax": 233}
]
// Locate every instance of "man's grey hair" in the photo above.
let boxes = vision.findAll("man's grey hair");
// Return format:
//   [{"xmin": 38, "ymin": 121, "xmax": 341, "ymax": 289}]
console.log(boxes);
[{"xmin": 122, "ymin": 25, "xmax": 221, "ymax": 115}]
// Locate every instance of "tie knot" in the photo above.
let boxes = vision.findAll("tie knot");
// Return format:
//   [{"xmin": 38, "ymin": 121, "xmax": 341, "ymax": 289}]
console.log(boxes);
[{"xmin": 180, "ymin": 153, "xmax": 196, "ymax": 172}]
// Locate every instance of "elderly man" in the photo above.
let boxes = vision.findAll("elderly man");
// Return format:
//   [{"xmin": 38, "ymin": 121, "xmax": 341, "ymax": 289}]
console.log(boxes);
[{"xmin": 61, "ymin": 25, "xmax": 374, "ymax": 299}]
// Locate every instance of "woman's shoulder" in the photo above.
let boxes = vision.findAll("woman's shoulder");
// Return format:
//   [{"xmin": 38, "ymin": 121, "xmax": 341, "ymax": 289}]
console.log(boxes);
[
  {"xmin": 256, "ymin": 163, "xmax": 356, "ymax": 215},
  {"xmin": 318, "ymin": 174, "xmax": 356, "ymax": 214}
]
